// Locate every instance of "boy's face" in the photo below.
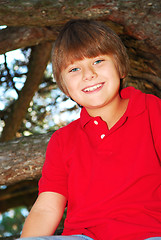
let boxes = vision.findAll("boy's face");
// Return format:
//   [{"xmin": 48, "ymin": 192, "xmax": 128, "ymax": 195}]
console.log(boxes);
[{"xmin": 61, "ymin": 54, "xmax": 121, "ymax": 115}]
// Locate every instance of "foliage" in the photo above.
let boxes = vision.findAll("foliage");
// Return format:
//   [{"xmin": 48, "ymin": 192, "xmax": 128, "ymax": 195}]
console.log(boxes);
[
  {"xmin": 0, "ymin": 207, "xmax": 28, "ymax": 237},
  {"xmin": 0, "ymin": 207, "xmax": 67, "ymax": 237}
]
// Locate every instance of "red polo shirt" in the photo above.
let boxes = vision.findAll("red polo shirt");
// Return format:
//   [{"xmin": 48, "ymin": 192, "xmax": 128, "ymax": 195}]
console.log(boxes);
[{"xmin": 39, "ymin": 87, "xmax": 161, "ymax": 240}]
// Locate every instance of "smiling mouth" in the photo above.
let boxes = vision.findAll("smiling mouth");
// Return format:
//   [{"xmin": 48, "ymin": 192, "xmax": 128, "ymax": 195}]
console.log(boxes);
[{"xmin": 82, "ymin": 83, "xmax": 104, "ymax": 93}]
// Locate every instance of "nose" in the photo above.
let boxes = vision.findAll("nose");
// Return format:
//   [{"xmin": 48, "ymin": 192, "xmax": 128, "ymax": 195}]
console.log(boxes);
[{"xmin": 82, "ymin": 65, "xmax": 97, "ymax": 81}]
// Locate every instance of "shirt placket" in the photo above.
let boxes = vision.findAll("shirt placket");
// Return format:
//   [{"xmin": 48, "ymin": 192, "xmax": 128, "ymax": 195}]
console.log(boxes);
[
  {"xmin": 84, "ymin": 117, "xmax": 109, "ymax": 146},
  {"xmin": 84, "ymin": 115, "xmax": 128, "ymax": 147}
]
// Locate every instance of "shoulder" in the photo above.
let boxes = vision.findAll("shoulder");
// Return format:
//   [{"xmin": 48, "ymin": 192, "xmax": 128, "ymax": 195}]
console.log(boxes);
[
  {"xmin": 49, "ymin": 118, "xmax": 81, "ymax": 146},
  {"xmin": 144, "ymin": 93, "xmax": 161, "ymax": 133},
  {"xmin": 146, "ymin": 92, "xmax": 161, "ymax": 103},
  {"xmin": 145, "ymin": 93, "xmax": 161, "ymax": 112},
  {"xmin": 45, "ymin": 118, "xmax": 81, "ymax": 162},
  {"xmin": 57, "ymin": 118, "xmax": 81, "ymax": 136},
  {"xmin": 122, "ymin": 87, "xmax": 161, "ymax": 117}
]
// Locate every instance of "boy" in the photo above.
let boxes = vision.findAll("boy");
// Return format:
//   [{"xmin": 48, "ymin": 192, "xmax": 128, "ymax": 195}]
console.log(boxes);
[{"xmin": 20, "ymin": 19, "xmax": 161, "ymax": 240}]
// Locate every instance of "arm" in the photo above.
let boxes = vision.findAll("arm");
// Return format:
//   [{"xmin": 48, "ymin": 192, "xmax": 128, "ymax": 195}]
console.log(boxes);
[{"xmin": 20, "ymin": 191, "xmax": 67, "ymax": 238}]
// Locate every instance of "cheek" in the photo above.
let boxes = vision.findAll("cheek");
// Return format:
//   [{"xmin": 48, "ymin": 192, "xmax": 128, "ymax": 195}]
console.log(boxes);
[
  {"xmin": 65, "ymin": 76, "xmax": 78, "ymax": 89},
  {"xmin": 64, "ymin": 80, "xmax": 72, "ymax": 92},
  {"xmin": 63, "ymin": 78, "xmax": 80, "ymax": 98}
]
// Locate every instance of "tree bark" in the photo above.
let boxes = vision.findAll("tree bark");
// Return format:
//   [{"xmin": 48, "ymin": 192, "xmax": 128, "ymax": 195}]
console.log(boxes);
[
  {"xmin": 0, "ymin": 26, "xmax": 58, "ymax": 54},
  {"xmin": 0, "ymin": 0, "xmax": 160, "ymax": 47},
  {"xmin": 0, "ymin": 131, "xmax": 53, "ymax": 186},
  {"xmin": 0, "ymin": 42, "xmax": 52, "ymax": 142},
  {"xmin": 0, "ymin": 132, "xmax": 53, "ymax": 212}
]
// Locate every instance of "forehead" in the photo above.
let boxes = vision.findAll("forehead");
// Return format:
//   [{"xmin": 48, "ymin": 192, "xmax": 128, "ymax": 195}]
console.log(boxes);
[
  {"xmin": 62, "ymin": 56, "xmax": 95, "ymax": 71},
  {"xmin": 62, "ymin": 53, "xmax": 106, "ymax": 71},
  {"xmin": 61, "ymin": 51, "xmax": 98, "ymax": 68},
  {"xmin": 63, "ymin": 54, "xmax": 114, "ymax": 69},
  {"xmin": 58, "ymin": 37, "xmax": 110, "ymax": 71}
]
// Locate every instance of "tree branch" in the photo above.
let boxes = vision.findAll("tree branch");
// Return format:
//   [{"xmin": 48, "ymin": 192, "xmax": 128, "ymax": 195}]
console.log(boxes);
[
  {"xmin": 0, "ymin": 132, "xmax": 52, "ymax": 213},
  {"xmin": 0, "ymin": 0, "xmax": 160, "ymax": 48},
  {"xmin": 0, "ymin": 42, "xmax": 52, "ymax": 142},
  {"xmin": 0, "ymin": 132, "xmax": 53, "ymax": 186},
  {"xmin": 0, "ymin": 180, "xmax": 38, "ymax": 213},
  {"xmin": 0, "ymin": 26, "xmax": 59, "ymax": 54}
]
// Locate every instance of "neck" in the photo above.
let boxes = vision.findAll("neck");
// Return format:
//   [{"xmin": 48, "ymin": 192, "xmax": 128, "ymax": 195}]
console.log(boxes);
[{"xmin": 86, "ymin": 95, "xmax": 129, "ymax": 130}]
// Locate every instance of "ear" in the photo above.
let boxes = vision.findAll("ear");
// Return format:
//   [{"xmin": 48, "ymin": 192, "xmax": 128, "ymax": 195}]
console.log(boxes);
[{"xmin": 121, "ymin": 73, "xmax": 126, "ymax": 79}]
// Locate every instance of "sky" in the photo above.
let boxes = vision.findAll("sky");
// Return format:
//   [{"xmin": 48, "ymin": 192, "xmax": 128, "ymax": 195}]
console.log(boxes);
[{"xmin": 0, "ymin": 49, "xmax": 27, "ymax": 110}]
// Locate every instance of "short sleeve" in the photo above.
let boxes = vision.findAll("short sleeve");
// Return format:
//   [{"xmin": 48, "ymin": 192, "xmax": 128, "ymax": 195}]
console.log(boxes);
[{"xmin": 38, "ymin": 130, "xmax": 68, "ymax": 198}]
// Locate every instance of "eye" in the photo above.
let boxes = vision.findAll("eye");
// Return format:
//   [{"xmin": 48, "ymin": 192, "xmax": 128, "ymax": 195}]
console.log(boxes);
[
  {"xmin": 94, "ymin": 59, "xmax": 103, "ymax": 65},
  {"xmin": 69, "ymin": 67, "xmax": 80, "ymax": 72}
]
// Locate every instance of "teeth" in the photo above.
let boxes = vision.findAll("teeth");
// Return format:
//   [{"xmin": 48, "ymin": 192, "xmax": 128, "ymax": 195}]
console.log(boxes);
[{"xmin": 84, "ymin": 83, "xmax": 103, "ymax": 92}]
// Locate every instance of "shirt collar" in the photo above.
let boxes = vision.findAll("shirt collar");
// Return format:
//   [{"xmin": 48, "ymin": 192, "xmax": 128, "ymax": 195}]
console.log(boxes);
[
  {"xmin": 80, "ymin": 87, "xmax": 146, "ymax": 128},
  {"xmin": 121, "ymin": 86, "xmax": 146, "ymax": 117},
  {"xmin": 80, "ymin": 107, "xmax": 93, "ymax": 128}
]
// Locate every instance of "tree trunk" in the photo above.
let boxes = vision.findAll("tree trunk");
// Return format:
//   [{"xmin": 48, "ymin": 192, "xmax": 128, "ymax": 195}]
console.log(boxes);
[{"xmin": 0, "ymin": 42, "xmax": 52, "ymax": 142}]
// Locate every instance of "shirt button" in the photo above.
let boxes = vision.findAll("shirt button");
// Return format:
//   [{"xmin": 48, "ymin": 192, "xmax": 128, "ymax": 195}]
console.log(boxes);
[
  {"xmin": 101, "ymin": 134, "xmax": 105, "ymax": 139},
  {"xmin": 94, "ymin": 120, "xmax": 98, "ymax": 125}
]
